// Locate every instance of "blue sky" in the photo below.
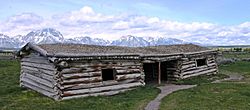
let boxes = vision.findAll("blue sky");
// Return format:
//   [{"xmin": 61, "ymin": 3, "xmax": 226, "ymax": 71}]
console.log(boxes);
[
  {"xmin": 1, "ymin": 0, "xmax": 249, "ymax": 24},
  {"xmin": 0, "ymin": 0, "xmax": 249, "ymax": 45}
]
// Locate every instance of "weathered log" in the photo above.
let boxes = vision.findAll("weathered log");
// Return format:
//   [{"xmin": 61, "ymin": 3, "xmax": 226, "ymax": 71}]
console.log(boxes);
[
  {"xmin": 61, "ymin": 79, "xmax": 142, "ymax": 90},
  {"xmin": 21, "ymin": 70, "xmax": 54, "ymax": 82},
  {"xmin": 21, "ymin": 81, "xmax": 57, "ymax": 98},
  {"xmin": 142, "ymin": 60, "xmax": 156, "ymax": 63},
  {"xmin": 60, "ymin": 68, "xmax": 83, "ymax": 74},
  {"xmin": 26, "ymin": 43, "xmax": 48, "ymax": 56},
  {"xmin": 181, "ymin": 58, "xmax": 189, "ymax": 61},
  {"xmin": 120, "ymin": 62, "xmax": 141, "ymax": 66},
  {"xmin": 68, "ymin": 61, "xmax": 141, "ymax": 67},
  {"xmin": 62, "ymin": 88, "xmax": 134, "ymax": 100},
  {"xmin": 182, "ymin": 69, "xmax": 217, "ymax": 79},
  {"xmin": 62, "ymin": 82, "xmax": 143, "ymax": 96},
  {"xmin": 62, "ymin": 76, "xmax": 102, "ymax": 85},
  {"xmin": 114, "ymin": 66, "xmax": 141, "ymax": 70},
  {"xmin": 116, "ymin": 73, "xmax": 142, "ymax": 81},
  {"xmin": 21, "ymin": 57, "xmax": 51, "ymax": 64},
  {"xmin": 181, "ymin": 66, "xmax": 217, "ymax": 76},
  {"xmin": 21, "ymin": 62, "xmax": 55, "ymax": 71},
  {"xmin": 21, "ymin": 77, "xmax": 56, "ymax": 93},
  {"xmin": 182, "ymin": 61, "xmax": 196, "ymax": 65},
  {"xmin": 207, "ymin": 59, "xmax": 215, "ymax": 63},
  {"xmin": 116, "ymin": 69, "xmax": 142, "ymax": 74},
  {"xmin": 207, "ymin": 62, "xmax": 217, "ymax": 67},
  {"xmin": 207, "ymin": 57, "xmax": 215, "ymax": 61},
  {"xmin": 181, "ymin": 63, "xmax": 196, "ymax": 70},
  {"xmin": 21, "ymin": 72, "xmax": 56, "ymax": 88},
  {"xmin": 62, "ymin": 72, "xmax": 102, "ymax": 79},
  {"xmin": 21, "ymin": 66, "xmax": 55, "ymax": 76},
  {"xmin": 181, "ymin": 63, "xmax": 216, "ymax": 72}
]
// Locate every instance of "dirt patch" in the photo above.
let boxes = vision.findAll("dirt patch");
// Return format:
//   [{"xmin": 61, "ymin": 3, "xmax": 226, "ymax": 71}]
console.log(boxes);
[{"xmin": 212, "ymin": 74, "xmax": 244, "ymax": 83}]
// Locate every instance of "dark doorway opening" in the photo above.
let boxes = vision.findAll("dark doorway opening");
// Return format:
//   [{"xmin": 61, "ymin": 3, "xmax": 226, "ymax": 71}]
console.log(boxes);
[
  {"xmin": 102, "ymin": 69, "xmax": 115, "ymax": 81},
  {"xmin": 143, "ymin": 60, "xmax": 178, "ymax": 84},
  {"xmin": 143, "ymin": 63, "xmax": 158, "ymax": 83}
]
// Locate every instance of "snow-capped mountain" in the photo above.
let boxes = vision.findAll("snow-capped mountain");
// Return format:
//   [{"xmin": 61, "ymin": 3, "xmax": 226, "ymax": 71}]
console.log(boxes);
[
  {"xmin": 21, "ymin": 28, "xmax": 64, "ymax": 44},
  {"xmin": 0, "ymin": 28, "xmax": 193, "ymax": 48},
  {"xmin": 110, "ymin": 35, "xmax": 187, "ymax": 47},
  {"xmin": 150, "ymin": 37, "xmax": 187, "ymax": 46},
  {"xmin": 0, "ymin": 34, "xmax": 19, "ymax": 48},
  {"xmin": 111, "ymin": 35, "xmax": 150, "ymax": 47}
]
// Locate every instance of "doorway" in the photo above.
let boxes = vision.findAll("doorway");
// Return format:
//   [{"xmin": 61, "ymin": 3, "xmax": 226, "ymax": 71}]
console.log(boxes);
[{"xmin": 143, "ymin": 60, "xmax": 178, "ymax": 84}]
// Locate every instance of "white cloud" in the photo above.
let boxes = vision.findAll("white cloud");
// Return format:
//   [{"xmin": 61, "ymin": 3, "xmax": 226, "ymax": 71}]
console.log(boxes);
[{"xmin": 0, "ymin": 6, "xmax": 249, "ymax": 45}]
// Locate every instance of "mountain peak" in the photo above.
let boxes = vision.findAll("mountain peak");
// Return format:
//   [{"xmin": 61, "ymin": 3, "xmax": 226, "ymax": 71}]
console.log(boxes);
[{"xmin": 22, "ymin": 28, "xmax": 64, "ymax": 44}]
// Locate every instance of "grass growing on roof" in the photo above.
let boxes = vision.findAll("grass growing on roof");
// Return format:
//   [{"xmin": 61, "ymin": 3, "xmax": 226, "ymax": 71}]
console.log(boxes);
[{"xmin": 0, "ymin": 60, "xmax": 160, "ymax": 110}]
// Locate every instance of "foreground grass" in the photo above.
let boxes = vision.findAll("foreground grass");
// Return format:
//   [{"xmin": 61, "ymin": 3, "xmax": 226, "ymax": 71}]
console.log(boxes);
[
  {"xmin": 160, "ymin": 61, "xmax": 250, "ymax": 110},
  {"xmin": 0, "ymin": 60, "xmax": 159, "ymax": 110},
  {"xmin": 160, "ymin": 83, "xmax": 250, "ymax": 110}
]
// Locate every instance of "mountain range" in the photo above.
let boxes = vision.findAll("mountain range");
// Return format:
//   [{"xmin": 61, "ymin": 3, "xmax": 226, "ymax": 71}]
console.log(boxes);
[{"xmin": 0, "ymin": 28, "xmax": 193, "ymax": 48}]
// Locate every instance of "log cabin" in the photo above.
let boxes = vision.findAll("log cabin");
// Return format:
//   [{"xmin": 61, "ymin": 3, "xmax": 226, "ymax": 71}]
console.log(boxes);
[{"xmin": 17, "ymin": 43, "xmax": 218, "ymax": 100}]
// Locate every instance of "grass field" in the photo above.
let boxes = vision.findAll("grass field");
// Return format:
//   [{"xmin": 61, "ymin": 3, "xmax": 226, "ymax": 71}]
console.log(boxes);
[
  {"xmin": 160, "ymin": 61, "xmax": 250, "ymax": 110},
  {"xmin": 1, "ymin": 59, "xmax": 250, "ymax": 110},
  {"xmin": 0, "ymin": 60, "xmax": 159, "ymax": 110},
  {"xmin": 222, "ymin": 52, "xmax": 250, "ymax": 59}
]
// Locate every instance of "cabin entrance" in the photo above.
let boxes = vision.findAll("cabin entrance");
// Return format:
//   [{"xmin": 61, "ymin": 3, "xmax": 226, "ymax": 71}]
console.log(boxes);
[{"xmin": 143, "ymin": 60, "xmax": 178, "ymax": 84}]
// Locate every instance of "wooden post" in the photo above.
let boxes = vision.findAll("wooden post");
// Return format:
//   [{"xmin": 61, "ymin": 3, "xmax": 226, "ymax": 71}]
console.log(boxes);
[{"xmin": 158, "ymin": 62, "xmax": 161, "ymax": 85}]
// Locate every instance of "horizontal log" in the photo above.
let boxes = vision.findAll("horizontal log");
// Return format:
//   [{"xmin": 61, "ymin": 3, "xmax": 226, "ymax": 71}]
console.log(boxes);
[
  {"xmin": 21, "ymin": 70, "xmax": 54, "ymax": 82},
  {"xmin": 113, "ymin": 66, "xmax": 141, "ymax": 70},
  {"xmin": 62, "ymin": 76, "xmax": 102, "ymax": 85},
  {"xmin": 116, "ymin": 73, "xmax": 142, "ymax": 81},
  {"xmin": 182, "ymin": 69, "xmax": 217, "ymax": 79},
  {"xmin": 207, "ymin": 57, "xmax": 215, "ymax": 61},
  {"xmin": 62, "ymin": 82, "xmax": 143, "ymax": 96},
  {"xmin": 21, "ymin": 57, "xmax": 51, "ymax": 64},
  {"xmin": 116, "ymin": 69, "xmax": 142, "ymax": 74},
  {"xmin": 21, "ymin": 77, "xmax": 56, "ymax": 93},
  {"xmin": 21, "ymin": 81, "xmax": 57, "ymax": 98},
  {"xmin": 207, "ymin": 62, "xmax": 217, "ymax": 67},
  {"xmin": 21, "ymin": 62, "xmax": 55, "ymax": 71},
  {"xmin": 207, "ymin": 60, "xmax": 215, "ymax": 64},
  {"xmin": 21, "ymin": 66, "xmax": 55, "ymax": 76},
  {"xmin": 61, "ymin": 67, "xmax": 104, "ymax": 74},
  {"xmin": 60, "ymin": 68, "xmax": 83, "ymax": 74},
  {"xmin": 120, "ymin": 62, "xmax": 141, "ymax": 66},
  {"xmin": 68, "ymin": 62, "xmax": 141, "ymax": 67},
  {"xmin": 181, "ymin": 58, "xmax": 189, "ymax": 61},
  {"xmin": 181, "ymin": 63, "xmax": 216, "ymax": 72},
  {"xmin": 181, "ymin": 66, "xmax": 217, "ymax": 76},
  {"xmin": 62, "ymin": 72, "xmax": 102, "ymax": 80},
  {"xmin": 181, "ymin": 64, "xmax": 196, "ymax": 70},
  {"xmin": 21, "ymin": 72, "xmax": 55, "ymax": 88},
  {"xmin": 142, "ymin": 60, "xmax": 156, "ymax": 63},
  {"xmin": 182, "ymin": 61, "xmax": 195, "ymax": 65},
  {"xmin": 62, "ymin": 88, "xmax": 134, "ymax": 100},
  {"xmin": 61, "ymin": 79, "xmax": 142, "ymax": 90}
]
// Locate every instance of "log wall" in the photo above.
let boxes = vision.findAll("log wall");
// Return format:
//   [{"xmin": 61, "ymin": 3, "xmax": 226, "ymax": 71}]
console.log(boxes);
[
  {"xmin": 56, "ymin": 60, "xmax": 145, "ymax": 100},
  {"xmin": 19, "ymin": 50, "xmax": 217, "ymax": 100},
  {"xmin": 20, "ymin": 52, "xmax": 145, "ymax": 100},
  {"xmin": 179, "ymin": 55, "xmax": 218, "ymax": 79},
  {"xmin": 20, "ymin": 53, "xmax": 61, "ymax": 100}
]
